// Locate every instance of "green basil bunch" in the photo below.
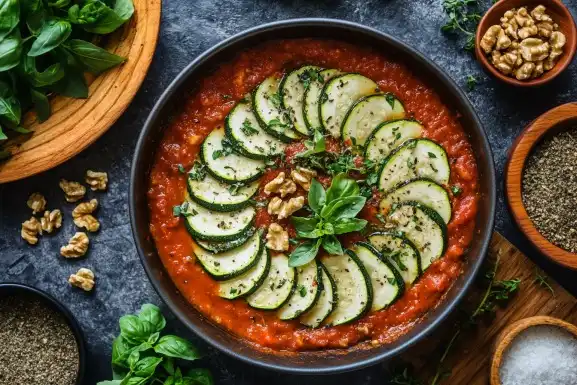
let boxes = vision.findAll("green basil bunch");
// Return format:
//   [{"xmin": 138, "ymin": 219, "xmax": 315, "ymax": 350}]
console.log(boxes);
[
  {"xmin": 289, "ymin": 173, "xmax": 368, "ymax": 267},
  {"xmin": 0, "ymin": 0, "xmax": 134, "ymax": 158},
  {"xmin": 97, "ymin": 304, "xmax": 213, "ymax": 385}
]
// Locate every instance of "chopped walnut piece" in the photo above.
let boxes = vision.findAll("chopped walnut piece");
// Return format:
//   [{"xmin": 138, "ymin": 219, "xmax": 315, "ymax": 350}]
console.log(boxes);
[
  {"xmin": 278, "ymin": 196, "xmax": 305, "ymax": 220},
  {"xmin": 27, "ymin": 193, "xmax": 47, "ymax": 214},
  {"xmin": 61, "ymin": 232, "xmax": 90, "ymax": 258},
  {"xmin": 21, "ymin": 217, "xmax": 42, "ymax": 245},
  {"xmin": 72, "ymin": 199, "xmax": 100, "ymax": 232},
  {"xmin": 68, "ymin": 268, "xmax": 95, "ymax": 291},
  {"xmin": 290, "ymin": 167, "xmax": 317, "ymax": 191},
  {"xmin": 263, "ymin": 172, "xmax": 297, "ymax": 198},
  {"xmin": 40, "ymin": 209, "xmax": 63, "ymax": 233},
  {"xmin": 266, "ymin": 223, "xmax": 289, "ymax": 251},
  {"xmin": 85, "ymin": 170, "xmax": 108, "ymax": 191},
  {"xmin": 59, "ymin": 179, "xmax": 86, "ymax": 203}
]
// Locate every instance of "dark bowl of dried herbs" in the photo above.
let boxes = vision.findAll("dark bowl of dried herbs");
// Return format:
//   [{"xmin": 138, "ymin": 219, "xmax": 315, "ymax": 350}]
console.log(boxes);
[
  {"xmin": 0, "ymin": 283, "xmax": 86, "ymax": 385},
  {"xmin": 506, "ymin": 102, "xmax": 577, "ymax": 269}
]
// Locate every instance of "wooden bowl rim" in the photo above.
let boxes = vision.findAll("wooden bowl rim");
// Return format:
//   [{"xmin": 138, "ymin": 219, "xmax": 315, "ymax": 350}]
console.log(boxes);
[
  {"xmin": 475, "ymin": 0, "xmax": 577, "ymax": 87},
  {"xmin": 505, "ymin": 102, "xmax": 577, "ymax": 269},
  {"xmin": 490, "ymin": 315, "xmax": 577, "ymax": 385}
]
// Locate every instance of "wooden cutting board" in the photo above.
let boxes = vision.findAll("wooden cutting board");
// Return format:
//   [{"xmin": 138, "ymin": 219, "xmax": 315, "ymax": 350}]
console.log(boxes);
[{"xmin": 399, "ymin": 232, "xmax": 577, "ymax": 384}]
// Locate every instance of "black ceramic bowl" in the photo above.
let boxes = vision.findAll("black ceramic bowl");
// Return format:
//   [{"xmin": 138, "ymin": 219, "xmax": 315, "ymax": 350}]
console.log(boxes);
[
  {"xmin": 0, "ymin": 283, "xmax": 86, "ymax": 384},
  {"xmin": 130, "ymin": 19, "xmax": 496, "ymax": 374}
]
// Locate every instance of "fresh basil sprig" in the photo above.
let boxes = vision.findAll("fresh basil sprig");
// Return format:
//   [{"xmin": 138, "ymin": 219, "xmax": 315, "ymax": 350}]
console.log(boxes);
[
  {"xmin": 98, "ymin": 303, "xmax": 212, "ymax": 385},
  {"xmin": 289, "ymin": 173, "xmax": 368, "ymax": 267}
]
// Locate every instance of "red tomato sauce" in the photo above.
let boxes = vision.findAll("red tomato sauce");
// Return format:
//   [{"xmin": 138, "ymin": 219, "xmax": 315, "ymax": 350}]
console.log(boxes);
[{"xmin": 147, "ymin": 39, "xmax": 479, "ymax": 352}]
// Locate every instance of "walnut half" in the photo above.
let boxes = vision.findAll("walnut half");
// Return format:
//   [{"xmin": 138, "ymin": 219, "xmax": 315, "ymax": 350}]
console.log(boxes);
[
  {"xmin": 72, "ymin": 199, "xmax": 100, "ymax": 232},
  {"xmin": 61, "ymin": 232, "xmax": 90, "ymax": 258},
  {"xmin": 85, "ymin": 170, "xmax": 108, "ymax": 191},
  {"xmin": 40, "ymin": 209, "xmax": 63, "ymax": 234},
  {"xmin": 266, "ymin": 223, "xmax": 289, "ymax": 251},
  {"xmin": 263, "ymin": 172, "xmax": 296, "ymax": 198},
  {"xmin": 21, "ymin": 217, "xmax": 42, "ymax": 245},
  {"xmin": 268, "ymin": 196, "xmax": 305, "ymax": 220},
  {"xmin": 27, "ymin": 193, "xmax": 47, "ymax": 214},
  {"xmin": 68, "ymin": 268, "xmax": 95, "ymax": 291},
  {"xmin": 290, "ymin": 167, "xmax": 317, "ymax": 191},
  {"xmin": 59, "ymin": 179, "xmax": 86, "ymax": 203}
]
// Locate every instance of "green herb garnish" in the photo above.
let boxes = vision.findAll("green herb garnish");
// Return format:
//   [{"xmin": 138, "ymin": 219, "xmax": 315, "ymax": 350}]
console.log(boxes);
[
  {"xmin": 450, "ymin": 185, "xmax": 463, "ymax": 196},
  {"xmin": 188, "ymin": 161, "xmax": 207, "ymax": 181},
  {"xmin": 441, "ymin": 0, "xmax": 482, "ymax": 51},
  {"xmin": 212, "ymin": 138, "xmax": 235, "ymax": 160},
  {"xmin": 298, "ymin": 68, "xmax": 323, "ymax": 90},
  {"xmin": 533, "ymin": 269, "xmax": 554, "ymax": 295},
  {"xmin": 466, "ymin": 74, "xmax": 478, "ymax": 91},
  {"xmin": 240, "ymin": 118, "xmax": 259, "ymax": 136}
]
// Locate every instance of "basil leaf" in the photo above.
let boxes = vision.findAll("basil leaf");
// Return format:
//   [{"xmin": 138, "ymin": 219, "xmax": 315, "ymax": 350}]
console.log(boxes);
[
  {"xmin": 0, "ymin": 0, "xmax": 19, "ymax": 41},
  {"xmin": 154, "ymin": 335, "xmax": 203, "ymax": 360},
  {"xmin": 96, "ymin": 381, "xmax": 122, "ymax": 385},
  {"xmin": 296, "ymin": 128, "xmax": 326, "ymax": 158},
  {"xmin": 0, "ymin": 29, "xmax": 22, "ymax": 72},
  {"xmin": 133, "ymin": 356, "xmax": 163, "ymax": 377},
  {"xmin": 322, "ymin": 235, "xmax": 343, "ymax": 255},
  {"xmin": 185, "ymin": 368, "xmax": 213, "ymax": 385},
  {"xmin": 147, "ymin": 331, "xmax": 160, "ymax": 344},
  {"xmin": 50, "ymin": 69, "xmax": 89, "ymax": 98},
  {"xmin": 288, "ymin": 239, "xmax": 321, "ymax": 267},
  {"xmin": 325, "ymin": 173, "xmax": 360, "ymax": 204},
  {"xmin": 163, "ymin": 377, "xmax": 175, "ymax": 385},
  {"xmin": 333, "ymin": 218, "xmax": 368, "ymax": 234},
  {"xmin": 30, "ymin": 89, "xmax": 50, "ymax": 122},
  {"xmin": 121, "ymin": 377, "xmax": 148, "ymax": 385},
  {"xmin": 0, "ymin": 95, "xmax": 21, "ymax": 125},
  {"xmin": 20, "ymin": 56, "xmax": 65, "ymax": 87},
  {"xmin": 0, "ymin": 126, "xmax": 7, "ymax": 140},
  {"xmin": 48, "ymin": 0, "xmax": 71, "ymax": 9},
  {"xmin": 28, "ymin": 18, "xmax": 72, "ymax": 57},
  {"xmin": 26, "ymin": 8, "xmax": 46, "ymax": 34},
  {"xmin": 111, "ymin": 335, "xmax": 132, "ymax": 368},
  {"xmin": 66, "ymin": 39, "xmax": 125, "ymax": 75},
  {"xmin": 321, "ymin": 196, "xmax": 366, "ymax": 222},
  {"xmin": 76, "ymin": 0, "xmax": 131, "ymax": 34},
  {"xmin": 308, "ymin": 179, "xmax": 325, "ymax": 214},
  {"xmin": 21, "ymin": 0, "xmax": 42, "ymax": 15},
  {"xmin": 291, "ymin": 216, "xmax": 320, "ymax": 238},
  {"xmin": 138, "ymin": 303, "xmax": 166, "ymax": 333},
  {"xmin": 113, "ymin": 0, "xmax": 135, "ymax": 21},
  {"xmin": 162, "ymin": 357, "xmax": 175, "ymax": 375},
  {"xmin": 119, "ymin": 315, "xmax": 155, "ymax": 344}
]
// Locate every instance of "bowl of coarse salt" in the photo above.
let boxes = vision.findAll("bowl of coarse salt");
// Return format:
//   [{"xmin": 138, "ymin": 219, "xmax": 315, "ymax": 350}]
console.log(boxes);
[{"xmin": 490, "ymin": 316, "xmax": 577, "ymax": 385}]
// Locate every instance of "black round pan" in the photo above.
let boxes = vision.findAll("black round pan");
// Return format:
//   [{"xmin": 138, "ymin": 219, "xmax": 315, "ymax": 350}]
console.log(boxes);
[{"xmin": 130, "ymin": 19, "xmax": 496, "ymax": 374}]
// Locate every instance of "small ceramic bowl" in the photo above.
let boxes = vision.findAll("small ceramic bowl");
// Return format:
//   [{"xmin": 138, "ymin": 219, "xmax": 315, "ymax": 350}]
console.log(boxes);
[
  {"xmin": 505, "ymin": 102, "xmax": 577, "ymax": 269},
  {"xmin": 0, "ymin": 283, "xmax": 86, "ymax": 385},
  {"xmin": 475, "ymin": 0, "xmax": 577, "ymax": 87},
  {"xmin": 490, "ymin": 316, "xmax": 577, "ymax": 385}
]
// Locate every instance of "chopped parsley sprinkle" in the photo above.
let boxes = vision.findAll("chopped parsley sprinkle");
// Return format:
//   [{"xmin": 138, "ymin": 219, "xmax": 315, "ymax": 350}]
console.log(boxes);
[{"xmin": 240, "ymin": 118, "xmax": 259, "ymax": 136}]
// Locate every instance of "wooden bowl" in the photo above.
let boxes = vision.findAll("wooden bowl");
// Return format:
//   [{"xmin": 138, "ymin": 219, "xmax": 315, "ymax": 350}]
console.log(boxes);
[
  {"xmin": 490, "ymin": 316, "xmax": 577, "ymax": 385},
  {"xmin": 475, "ymin": 0, "xmax": 577, "ymax": 87},
  {"xmin": 0, "ymin": 0, "xmax": 161, "ymax": 184},
  {"xmin": 505, "ymin": 102, "xmax": 577, "ymax": 269}
]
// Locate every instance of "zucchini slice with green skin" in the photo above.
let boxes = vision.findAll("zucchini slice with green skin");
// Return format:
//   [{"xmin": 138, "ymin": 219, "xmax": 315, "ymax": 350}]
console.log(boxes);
[
  {"xmin": 300, "ymin": 263, "xmax": 336, "ymax": 328},
  {"xmin": 368, "ymin": 231, "xmax": 422, "ymax": 285},
  {"xmin": 321, "ymin": 250, "xmax": 373, "ymax": 326},
  {"xmin": 386, "ymin": 202, "xmax": 447, "ymax": 271},
  {"xmin": 364, "ymin": 120, "xmax": 424, "ymax": 162},
  {"xmin": 196, "ymin": 227, "xmax": 256, "ymax": 254},
  {"xmin": 252, "ymin": 76, "xmax": 300, "ymax": 142},
  {"xmin": 182, "ymin": 196, "xmax": 255, "ymax": 242},
  {"xmin": 303, "ymin": 68, "xmax": 344, "ymax": 132},
  {"xmin": 380, "ymin": 178, "xmax": 452, "ymax": 224},
  {"xmin": 218, "ymin": 247, "xmax": 271, "ymax": 299},
  {"xmin": 320, "ymin": 73, "xmax": 379, "ymax": 138},
  {"xmin": 247, "ymin": 254, "xmax": 297, "ymax": 310},
  {"xmin": 277, "ymin": 260, "xmax": 322, "ymax": 320},
  {"xmin": 201, "ymin": 126, "xmax": 264, "ymax": 184},
  {"xmin": 225, "ymin": 101, "xmax": 286, "ymax": 160},
  {"xmin": 341, "ymin": 93, "xmax": 405, "ymax": 146},
  {"xmin": 280, "ymin": 65, "xmax": 322, "ymax": 136},
  {"xmin": 378, "ymin": 139, "xmax": 450, "ymax": 192},
  {"xmin": 191, "ymin": 230, "xmax": 262, "ymax": 281},
  {"xmin": 187, "ymin": 172, "xmax": 259, "ymax": 212},
  {"xmin": 352, "ymin": 242, "xmax": 404, "ymax": 311}
]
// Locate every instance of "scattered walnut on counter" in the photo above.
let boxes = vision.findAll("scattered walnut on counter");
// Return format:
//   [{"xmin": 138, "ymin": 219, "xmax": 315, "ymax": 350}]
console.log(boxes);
[
  {"xmin": 68, "ymin": 267, "xmax": 95, "ymax": 291},
  {"xmin": 72, "ymin": 199, "xmax": 100, "ymax": 232},
  {"xmin": 27, "ymin": 193, "xmax": 47, "ymax": 214},
  {"xmin": 85, "ymin": 170, "xmax": 108, "ymax": 191},
  {"xmin": 40, "ymin": 209, "xmax": 63, "ymax": 233},
  {"xmin": 21, "ymin": 217, "xmax": 42, "ymax": 245},
  {"xmin": 266, "ymin": 223, "xmax": 289, "ymax": 251},
  {"xmin": 263, "ymin": 172, "xmax": 297, "ymax": 198},
  {"xmin": 59, "ymin": 179, "xmax": 86, "ymax": 203},
  {"xmin": 290, "ymin": 167, "xmax": 317, "ymax": 191},
  {"xmin": 61, "ymin": 232, "xmax": 90, "ymax": 258}
]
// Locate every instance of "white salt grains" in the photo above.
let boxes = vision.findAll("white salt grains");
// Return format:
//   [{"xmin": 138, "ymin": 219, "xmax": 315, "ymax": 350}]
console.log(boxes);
[{"xmin": 500, "ymin": 325, "xmax": 577, "ymax": 385}]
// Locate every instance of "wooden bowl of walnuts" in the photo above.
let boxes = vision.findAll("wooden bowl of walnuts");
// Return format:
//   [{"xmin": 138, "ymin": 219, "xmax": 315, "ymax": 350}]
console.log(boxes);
[{"xmin": 475, "ymin": 0, "xmax": 577, "ymax": 86}]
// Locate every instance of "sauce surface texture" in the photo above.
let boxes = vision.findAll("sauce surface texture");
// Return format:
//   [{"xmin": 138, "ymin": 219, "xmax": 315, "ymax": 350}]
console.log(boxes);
[{"xmin": 148, "ymin": 39, "xmax": 479, "ymax": 352}]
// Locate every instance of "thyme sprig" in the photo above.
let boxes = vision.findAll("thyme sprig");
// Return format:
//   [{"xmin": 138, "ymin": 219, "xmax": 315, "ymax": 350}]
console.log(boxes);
[
  {"xmin": 441, "ymin": 0, "xmax": 482, "ymax": 51},
  {"xmin": 533, "ymin": 269, "xmax": 554, "ymax": 295}
]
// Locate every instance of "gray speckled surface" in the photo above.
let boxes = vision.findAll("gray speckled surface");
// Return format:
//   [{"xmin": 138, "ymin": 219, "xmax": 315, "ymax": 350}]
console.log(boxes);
[{"xmin": 1, "ymin": 1, "xmax": 577, "ymax": 384}]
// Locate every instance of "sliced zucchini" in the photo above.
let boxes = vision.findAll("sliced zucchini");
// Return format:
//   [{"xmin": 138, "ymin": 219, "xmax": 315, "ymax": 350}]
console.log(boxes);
[
  {"xmin": 320, "ymin": 74, "xmax": 379, "ymax": 138},
  {"xmin": 277, "ymin": 260, "xmax": 321, "ymax": 320},
  {"xmin": 225, "ymin": 101, "xmax": 286, "ymax": 160},
  {"xmin": 187, "ymin": 172, "xmax": 259, "ymax": 212},
  {"xmin": 247, "ymin": 254, "xmax": 296, "ymax": 310},
  {"xmin": 386, "ymin": 202, "xmax": 447, "ymax": 271},
  {"xmin": 280, "ymin": 65, "xmax": 322, "ymax": 136},
  {"xmin": 364, "ymin": 120, "xmax": 423, "ymax": 162},
  {"xmin": 322, "ymin": 250, "xmax": 373, "ymax": 326},
  {"xmin": 191, "ymin": 230, "xmax": 262, "ymax": 281},
  {"xmin": 352, "ymin": 242, "xmax": 404, "ymax": 311},
  {"xmin": 196, "ymin": 228, "xmax": 256, "ymax": 254},
  {"xmin": 303, "ymin": 68, "xmax": 343, "ymax": 132},
  {"xmin": 380, "ymin": 178, "xmax": 452, "ymax": 224},
  {"xmin": 252, "ymin": 76, "xmax": 300, "ymax": 142},
  {"xmin": 300, "ymin": 263, "xmax": 336, "ymax": 328},
  {"xmin": 200, "ymin": 126, "xmax": 264, "ymax": 183},
  {"xmin": 367, "ymin": 232, "xmax": 421, "ymax": 285},
  {"xmin": 218, "ymin": 247, "xmax": 271, "ymax": 299},
  {"xmin": 341, "ymin": 93, "xmax": 405, "ymax": 146},
  {"xmin": 378, "ymin": 139, "xmax": 450, "ymax": 192},
  {"xmin": 182, "ymin": 196, "xmax": 255, "ymax": 242}
]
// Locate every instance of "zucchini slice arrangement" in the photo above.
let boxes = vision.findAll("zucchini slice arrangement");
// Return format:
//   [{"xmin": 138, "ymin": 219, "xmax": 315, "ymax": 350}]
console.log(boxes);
[{"xmin": 177, "ymin": 65, "xmax": 453, "ymax": 330}]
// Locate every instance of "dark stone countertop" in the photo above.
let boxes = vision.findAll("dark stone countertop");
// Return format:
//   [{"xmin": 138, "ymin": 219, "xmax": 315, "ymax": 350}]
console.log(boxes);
[{"xmin": 1, "ymin": 1, "xmax": 577, "ymax": 384}]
